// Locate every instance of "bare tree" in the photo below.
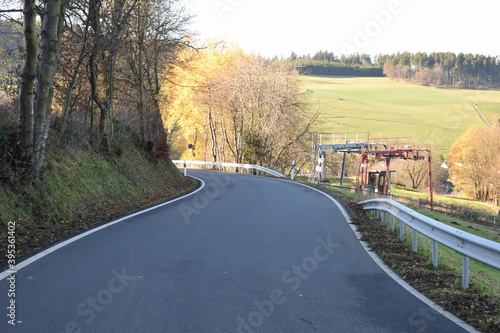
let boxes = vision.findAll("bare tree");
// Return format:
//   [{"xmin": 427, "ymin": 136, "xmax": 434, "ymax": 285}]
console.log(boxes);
[
  {"xmin": 403, "ymin": 159, "xmax": 428, "ymax": 190},
  {"xmin": 125, "ymin": 0, "xmax": 191, "ymax": 147}
]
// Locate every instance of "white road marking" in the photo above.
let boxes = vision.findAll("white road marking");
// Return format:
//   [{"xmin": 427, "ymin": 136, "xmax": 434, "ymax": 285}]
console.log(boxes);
[{"xmin": 0, "ymin": 177, "xmax": 205, "ymax": 281}]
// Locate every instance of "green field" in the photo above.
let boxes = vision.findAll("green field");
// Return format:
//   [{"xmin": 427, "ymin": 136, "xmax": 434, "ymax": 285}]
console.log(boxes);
[
  {"xmin": 441, "ymin": 87, "xmax": 500, "ymax": 124},
  {"xmin": 300, "ymin": 76, "xmax": 499, "ymax": 155}
]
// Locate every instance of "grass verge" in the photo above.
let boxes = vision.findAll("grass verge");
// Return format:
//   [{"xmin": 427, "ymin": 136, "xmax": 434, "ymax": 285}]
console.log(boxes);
[{"xmin": 0, "ymin": 143, "xmax": 199, "ymax": 268}]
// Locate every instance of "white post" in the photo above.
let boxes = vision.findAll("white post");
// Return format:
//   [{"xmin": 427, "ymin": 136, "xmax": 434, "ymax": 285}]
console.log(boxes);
[
  {"xmin": 316, "ymin": 150, "xmax": 326, "ymax": 183},
  {"xmin": 291, "ymin": 161, "xmax": 296, "ymax": 181},
  {"xmin": 183, "ymin": 161, "xmax": 187, "ymax": 177}
]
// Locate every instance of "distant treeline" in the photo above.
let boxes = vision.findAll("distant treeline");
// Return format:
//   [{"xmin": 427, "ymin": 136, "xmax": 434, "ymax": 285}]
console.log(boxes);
[
  {"xmin": 290, "ymin": 50, "xmax": 500, "ymax": 88},
  {"xmin": 294, "ymin": 60, "xmax": 384, "ymax": 77},
  {"xmin": 378, "ymin": 52, "xmax": 500, "ymax": 88},
  {"xmin": 291, "ymin": 51, "xmax": 383, "ymax": 77}
]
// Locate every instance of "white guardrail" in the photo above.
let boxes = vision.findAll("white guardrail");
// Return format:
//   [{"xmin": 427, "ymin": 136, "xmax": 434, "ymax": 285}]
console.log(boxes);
[
  {"xmin": 359, "ymin": 198, "xmax": 500, "ymax": 289},
  {"xmin": 172, "ymin": 160, "xmax": 286, "ymax": 178}
]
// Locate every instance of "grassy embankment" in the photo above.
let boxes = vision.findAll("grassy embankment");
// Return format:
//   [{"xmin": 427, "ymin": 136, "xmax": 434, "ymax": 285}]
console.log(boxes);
[
  {"xmin": 300, "ymin": 75, "xmax": 498, "ymax": 155},
  {"xmin": 0, "ymin": 140, "xmax": 198, "ymax": 267}
]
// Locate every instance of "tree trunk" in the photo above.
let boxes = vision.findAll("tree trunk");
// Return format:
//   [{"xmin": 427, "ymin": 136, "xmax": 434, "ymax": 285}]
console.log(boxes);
[
  {"xmin": 18, "ymin": 0, "xmax": 37, "ymax": 158},
  {"xmin": 137, "ymin": 23, "xmax": 146, "ymax": 144},
  {"xmin": 207, "ymin": 106, "xmax": 217, "ymax": 162},
  {"xmin": 18, "ymin": 0, "xmax": 69, "ymax": 181},
  {"xmin": 32, "ymin": 0, "xmax": 69, "ymax": 180},
  {"xmin": 88, "ymin": 0, "xmax": 109, "ymax": 148},
  {"xmin": 107, "ymin": 0, "xmax": 124, "ymax": 142}
]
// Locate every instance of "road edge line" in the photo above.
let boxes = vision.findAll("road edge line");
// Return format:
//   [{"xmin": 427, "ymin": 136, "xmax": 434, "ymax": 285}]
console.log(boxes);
[
  {"xmin": 291, "ymin": 181, "xmax": 480, "ymax": 333},
  {"xmin": 0, "ymin": 176, "xmax": 205, "ymax": 281}
]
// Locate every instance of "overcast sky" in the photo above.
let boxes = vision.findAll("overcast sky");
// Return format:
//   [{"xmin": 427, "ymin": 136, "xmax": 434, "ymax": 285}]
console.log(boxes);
[{"xmin": 187, "ymin": 0, "xmax": 498, "ymax": 58}]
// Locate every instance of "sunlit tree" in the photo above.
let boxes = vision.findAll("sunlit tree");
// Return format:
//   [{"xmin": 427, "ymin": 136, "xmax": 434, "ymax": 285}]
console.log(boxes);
[
  {"xmin": 162, "ymin": 43, "xmax": 316, "ymax": 172},
  {"xmin": 448, "ymin": 120, "xmax": 500, "ymax": 202}
]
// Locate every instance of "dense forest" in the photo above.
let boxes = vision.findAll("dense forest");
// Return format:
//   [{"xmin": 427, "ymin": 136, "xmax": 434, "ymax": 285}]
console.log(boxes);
[
  {"xmin": 293, "ymin": 60, "xmax": 383, "ymax": 77},
  {"xmin": 378, "ymin": 52, "xmax": 500, "ymax": 88},
  {"xmin": 290, "ymin": 51, "xmax": 383, "ymax": 77},
  {"xmin": 291, "ymin": 50, "xmax": 500, "ymax": 88}
]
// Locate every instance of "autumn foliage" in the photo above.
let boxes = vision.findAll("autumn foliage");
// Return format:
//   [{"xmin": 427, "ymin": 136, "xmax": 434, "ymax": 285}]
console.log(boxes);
[
  {"xmin": 448, "ymin": 119, "xmax": 500, "ymax": 203},
  {"xmin": 161, "ymin": 43, "xmax": 316, "ymax": 173}
]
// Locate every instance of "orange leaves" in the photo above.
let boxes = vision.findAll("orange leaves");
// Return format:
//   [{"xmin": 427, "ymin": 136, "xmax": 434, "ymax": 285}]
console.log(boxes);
[{"xmin": 448, "ymin": 122, "xmax": 500, "ymax": 201}]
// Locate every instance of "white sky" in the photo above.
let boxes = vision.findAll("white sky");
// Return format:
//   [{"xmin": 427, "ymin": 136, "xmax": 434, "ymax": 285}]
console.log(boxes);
[{"xmin": 187, "ymin": 0, "xmax": 499, "ymax": 58}]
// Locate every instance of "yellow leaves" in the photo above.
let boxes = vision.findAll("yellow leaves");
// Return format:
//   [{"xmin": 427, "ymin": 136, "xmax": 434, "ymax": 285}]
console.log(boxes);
[
  {"xmin": 448, "ymin": 122, "xmax": 500, "ymax": 200},
  {"xmin": 161, "ymin": 42, "xmax": 305, "ymax": 166},
  {"xmin": 160, "ymin": 43, "xmax": 252, "ymax": 156}
]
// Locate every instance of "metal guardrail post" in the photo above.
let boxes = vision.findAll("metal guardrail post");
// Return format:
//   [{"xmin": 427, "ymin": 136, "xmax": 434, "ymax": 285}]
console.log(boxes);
[
  {"xmin": 359, "ymin": 198, "xmax": 500, "ymax": 289},
  {"xmin": 412, "ymin": 230, "xmax": 418, "ymax": 252},
  {"xmin": 390, "ymin": 215, "xmax": 395, "ymax": 232},
  {"xmin": 399, "ymin": 220, "xmax": 405, "ymax": 241},
  {"xmin": 462, "ymin": 256, "xmax": 470, "ymax": 289},
  {"xmin": 432, "ymin": 241, "xmax": 438, "ymax": 268}
]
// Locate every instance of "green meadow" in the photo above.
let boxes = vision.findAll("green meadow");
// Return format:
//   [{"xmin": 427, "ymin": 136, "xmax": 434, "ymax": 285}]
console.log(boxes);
[
  {"xmin": 441, "ymin": 87, "xmax": 500, "ymax": 124},
  {"xmin": 300, "ymin": 76, "xmax": 499, "ymax": 155}
]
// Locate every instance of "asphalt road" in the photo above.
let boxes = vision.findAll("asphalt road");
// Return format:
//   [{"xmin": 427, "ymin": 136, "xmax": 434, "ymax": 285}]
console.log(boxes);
[{"xmin": 0, "ymin": 170, "xmax": 474, "ymax": 332}]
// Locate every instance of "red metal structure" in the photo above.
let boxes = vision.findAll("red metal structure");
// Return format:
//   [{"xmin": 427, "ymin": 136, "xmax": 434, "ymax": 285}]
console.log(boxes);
[
  {"xmin": 309, "ymin": 133, "xmax": 434, "ymax": 209},
  {"xmin": 359, "ymin": 147, "xmax": 434, "ymax": 209}
]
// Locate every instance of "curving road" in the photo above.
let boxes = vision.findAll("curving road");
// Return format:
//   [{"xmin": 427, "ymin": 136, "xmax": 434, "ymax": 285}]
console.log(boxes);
[{"xmin": 0, "ymin": 170, "xmax": 474, "ymax": 332}]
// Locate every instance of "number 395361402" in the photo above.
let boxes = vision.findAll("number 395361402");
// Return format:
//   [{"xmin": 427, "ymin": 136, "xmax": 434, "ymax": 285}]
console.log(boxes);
[{"xmin": 7, "ymin": 221, "xmax": 16, "ymax": 269}]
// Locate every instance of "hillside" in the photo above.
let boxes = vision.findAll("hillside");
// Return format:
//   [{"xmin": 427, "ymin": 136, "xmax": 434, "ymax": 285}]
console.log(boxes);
[
  {"xmin": 300, "ymin": 75, "xmax": 496, "ymax": 155},
  {"xmin": 0, "ymin": 141, "xmax": 197, "ymax": 267},
  {"xmin": 440, "ymin": 87, "xmax": 500, "ymax": 125}
]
